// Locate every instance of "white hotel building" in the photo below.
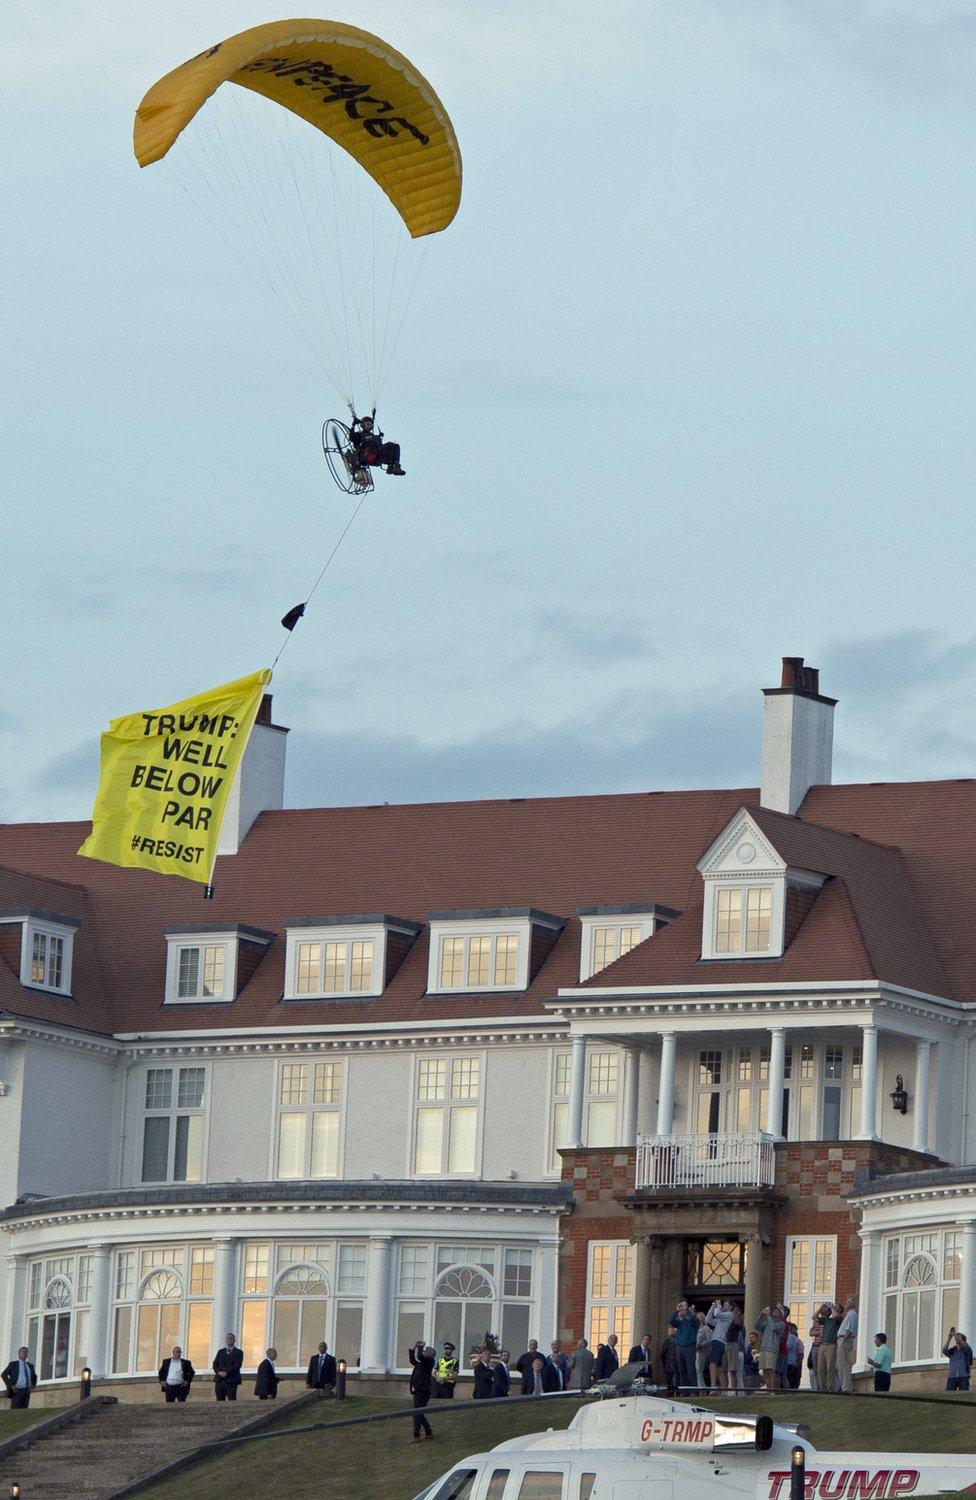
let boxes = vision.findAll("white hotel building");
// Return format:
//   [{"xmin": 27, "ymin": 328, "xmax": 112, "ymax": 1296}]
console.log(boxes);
[{"xmin": 2, "ymin": 660, "xmax": 976, "ymax": 1397}]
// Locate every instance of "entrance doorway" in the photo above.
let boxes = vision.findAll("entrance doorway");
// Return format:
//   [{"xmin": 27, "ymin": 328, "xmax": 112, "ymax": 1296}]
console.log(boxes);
[{"xmin": 784, "ymin": 1235, "xmax": 836, "ymax": 1386}]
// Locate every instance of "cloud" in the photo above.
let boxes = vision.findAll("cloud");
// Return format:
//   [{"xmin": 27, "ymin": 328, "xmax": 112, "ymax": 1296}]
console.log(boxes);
[
  {"xmin": 29, "ymin": 741, "xmax": 99, "ymax": 797},
  {"xmin": 531, "ymin": 606, "xmax": 660, "ymax": 667}
]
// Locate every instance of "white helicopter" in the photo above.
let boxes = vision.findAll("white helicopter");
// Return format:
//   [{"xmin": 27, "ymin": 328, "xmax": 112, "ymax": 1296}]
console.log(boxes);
[{"xmin": 416, "ymin": 1389, "xmax": 976, "ymax": 1500}]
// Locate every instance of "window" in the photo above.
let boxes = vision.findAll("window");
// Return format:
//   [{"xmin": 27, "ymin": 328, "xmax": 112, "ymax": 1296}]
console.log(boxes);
[
  {"xmin": 21, "ymin": 920, "xmax": 74, "ymax": 995},
  {"xmin": 691, "ymin": 1042, "xmax": 863, "ymax": 1140},
  {"xmin": 586, "ymin": 1051, "xmax": 619, "ymax": 1146},
  {"xmin": 714, "ymin": 885, "xmax": 773, "ymax": 955},
  {"xmin": 517, "ymin": 1472, "xmax": 565, "ymax": 1499},
  {"xmin": 784, "ymin": 1236, "xmax": 836, "ymax": 1385},
  {"xmin": 177, "ymin": 943, "xmax": 225, "ymax": 999},
  {"xmin": 108, "ymin": 1243, "xmax": 213, "ymax": 1375},
  {"xmin": 585, "ymin": 1241, "xmax": 633, "ymax": 1351},
  {"xmin": 141, "ymin": 1067, "xmax": 206, "ymax": 1183},
  {"xmin": 283, "ymin": 920, "xmax": 414, "ymax": 1001},
  {"xmin": 883, "ymin": 1227, "xmax": 962, "ymax": 1367},
  {"xmin": 578, "ymin": 910, "xmax": 666, "ymax": 980},
  {"xmin": 25, "ymin": 1251, "xmax": 97, "ymax": 1380},
  {"xmin": 295, "ymin": 938, "xmax": 374, "ymax": 995},
  {"xmin": 275, "ymin": 1060, "xmax": 344, "ymax": 1179},
  {"xmin": 430, "ymin": 1472, "xmax": 478, "ymax": 1500},
  {"xmin": 413, "ymin": 1055, "xmax": 482, "ymax": 1175},
  {"xmin": 550, "ymin": 1051, "xmax": 571, "ymax": 1172},
  {"xmin": 436, "ymin": 932, "xmax": 521, "ymax": 992}
]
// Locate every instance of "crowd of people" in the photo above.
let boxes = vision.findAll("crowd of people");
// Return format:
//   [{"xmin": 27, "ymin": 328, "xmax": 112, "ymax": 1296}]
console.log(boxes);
[{"xmin": 4, "ymin": 1300, "xmax": 973, "ymax": 1417}]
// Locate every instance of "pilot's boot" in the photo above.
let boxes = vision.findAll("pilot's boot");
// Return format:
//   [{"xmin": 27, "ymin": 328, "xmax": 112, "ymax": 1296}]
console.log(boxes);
[{"xmin": 387, "ymin": 463, "xmax": 406, "ymax": 476}]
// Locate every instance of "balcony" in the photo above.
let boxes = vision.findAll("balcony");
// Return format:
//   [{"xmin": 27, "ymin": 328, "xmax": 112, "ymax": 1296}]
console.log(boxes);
[{"xmin": 635, "ymin": 1132, "xmax": 776, "ymax": 1191}]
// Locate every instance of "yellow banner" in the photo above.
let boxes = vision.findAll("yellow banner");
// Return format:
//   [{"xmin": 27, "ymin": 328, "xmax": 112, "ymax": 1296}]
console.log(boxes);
[{"xmin": 78, "ymin": 669, "xmax": 271, "ymax": 884}]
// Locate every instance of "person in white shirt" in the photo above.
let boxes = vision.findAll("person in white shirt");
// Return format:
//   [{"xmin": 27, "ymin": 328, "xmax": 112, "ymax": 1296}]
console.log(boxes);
[
  {"xmin": 836, "ymin": 1297, "xmax": 859, "ymax": 1394},
  {"xmin": 157, "ymin": 1345, "xmax": 194, "ymax": 1403}
]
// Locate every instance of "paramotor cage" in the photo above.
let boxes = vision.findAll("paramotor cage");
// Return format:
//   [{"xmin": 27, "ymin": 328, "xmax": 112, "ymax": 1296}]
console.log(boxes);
[{"xmin": 322, "ymin": 419, "xmax": 375, "ymax": 496}]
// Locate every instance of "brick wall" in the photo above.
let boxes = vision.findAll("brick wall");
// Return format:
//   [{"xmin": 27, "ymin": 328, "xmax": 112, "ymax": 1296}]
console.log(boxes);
[{"xmin": 558, "ymin": 1141, "xmax": 941, "ymax": 1343}]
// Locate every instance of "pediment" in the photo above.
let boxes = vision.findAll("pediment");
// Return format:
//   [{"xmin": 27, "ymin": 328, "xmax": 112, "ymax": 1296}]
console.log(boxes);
[{"xmin": 696, "ymin": 809, "xmax": 787, "ymax": 879}]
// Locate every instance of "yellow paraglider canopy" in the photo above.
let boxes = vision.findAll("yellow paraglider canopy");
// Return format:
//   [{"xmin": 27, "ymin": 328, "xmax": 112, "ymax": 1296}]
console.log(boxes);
[{"xmin": 134, "ymin": 18, "xmax": 461, "ymax": 238}]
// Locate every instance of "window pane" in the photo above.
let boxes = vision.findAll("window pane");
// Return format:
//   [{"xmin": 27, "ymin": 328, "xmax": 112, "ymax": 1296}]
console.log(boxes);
[
  {"xmin": 177, "ymin": 947, "xmax": 200, "ymax": 998},
  {"xmin": 31, "ymin": 931, "xmax": 46, "ymax": 984},
  {"xmin": 745, "ymin": 886, "xmax": 772, "ymax": 951},
  {"xmin": 487, "ymin": 1473, "xmax": 511, "ymax": 1500},
  {"xmin": 323, "ymin": 941, "xmax": 346, "ymax": 992},
  {"xmin": 451, "ymin": 1057, "xmax": 480, "ymax": 1100},
  {"xmin": 822, "ymin": 1084, "xmax": 842, "ymax": 1140},
  {"xmin": 142, "ymin": 1116, "xmax": 170, "ymax": 1182},
  {"xmin": 280, "ymin": 1064, "xmax": 308, "ymax": 1106},
  {"xmin": 48, "ymin": 936, "xmax": 64, "ymax": 989},
  {"xmin": 350, "ymin": 939, "xmax": 373, "ymax": 991},
  {"xmin": 554, "ymin": 1053, "xmax": 570, "ymax": 1096},
  {"xmin": 186, "ymin": 1301, "xmax": 212, "ymax": 1368},
  {"xmin": 466, "ymin": 935, "xmax": 491, "ymax": 988},
  {"xmin": 415, "ymin": 1107, "xmax": 444, "ymax": 1173},
  {"xmin": 241, "ymin": 1300, "xmax": 267, "ymax": 1368},
  {"xmin": 593, "ymin": 927, "xmax": 618, "ymax": 973},
  {"xmin": 272, "ymin": 1299, "xmax": 301, "ymax": 1367},
  {"xmin": 493, "ymin": 933, "xmax": 518, "ymax": 986},
  {"xmin": 314, "ymin": 1062, "xmax": 341, "ymax": 1103},
  {"xmin": 338, "ymin": 1245, "xmax": 367, "ymax": 1294},
  {"xmin": 174, "ymin": 1114, "xmax": 203, "ymax": 1182},
  {"xmin": 588, "ymin": 1052, "xmax": 618, "ymax": 1096},
  {"xmin": 243, "ymin": 1245, "xmax": 270, "ymax": 1295},
  {"xmin": 551, "ymin": 1101, "xmax": 569, "ymax": 1172},
  {"xmin": 418, "ymin": 1058, "xmax": 447, "ymax": 1101},
  {"xmin": 398, "ymin": 1245, "xmax": 429, "ymax": 1296},
  {"xmin": 431, "ymin": 1473, "xmax": 478, "ymax": 1500},
  {"xmin": 189, "ymin": 1248, "xmax": 214, "ymax": 1296},
  {"xmin": 716, "ymin": 887, "xmax": 742, "ymax": 953},
  {"xmin": 439, "ymin": 937, "xmax": 464, "ymax": 989},
  {"xmin": 335, "ymin": 1302, "xmax": 363, "ymax": 1366},
  {"xmin": 145, "ymin": 1069, "xmax": 172, "ymax": 1110},
  {"xmin": 590, "ymin": 1246, "xmax": 610, "ymax": 1300},
  {"xmin": 504, "ymin": 1249, "xmax": 533, "ymax": 1298},
  {"xmin": 296, "ymin": 942, "xmax": 321, "ymax": 994},
  {"xmin": 518, "ymin": 1473, "xmax": 565, "ymax": 1499},
  {"xmin": 112, "ymin": 1305, "xmax": 132, "ymax": 1373},
  {"xmin": 311, "ymin": 1111, "xmax": 340, "ymax": 1178},
  {"xmin": 396, "ymin": 1302, "xmax": 426, "ymax": 1357},
  {"xmin": 202, "ymin": 945, "xmax": 225, "ymax": 997},
  {"xmin": 136, "ymin": 1304, "xmax": 159, "ymax": 1372},
  {"xmin": 501, "ymin": 1302, "xmax": 530, "ymax": 1359},
  {"xmin": 178, "ymin": 1067, "xmax": 205, "ymax": 1109},
  {"xmin": 448, "ymin": 1107, "xmax": 477, "ymax": 1173},
  {"xmin": 586, "ymin": 1099, "xmax": 616, "ymax": 1147},
  {"xmin": 277, "ymin": 1113, "xmax": 307, "ymax": 1178}
]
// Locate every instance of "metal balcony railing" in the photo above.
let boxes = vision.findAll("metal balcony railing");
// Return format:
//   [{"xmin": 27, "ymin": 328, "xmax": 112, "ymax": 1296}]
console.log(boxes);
[{"xmin": 635, "ymin": 1131, "xmax": 776, "ymax": 1190}]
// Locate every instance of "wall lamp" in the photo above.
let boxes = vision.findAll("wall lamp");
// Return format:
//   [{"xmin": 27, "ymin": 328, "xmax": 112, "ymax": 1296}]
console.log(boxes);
[{"xmin": 890, "ymin": 1075, "xmax": 909, "ymax": 1115}]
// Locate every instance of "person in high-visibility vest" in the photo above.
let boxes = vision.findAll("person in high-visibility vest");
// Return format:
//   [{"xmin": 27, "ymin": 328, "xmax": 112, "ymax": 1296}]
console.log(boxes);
[{"xmin": 434, "ymin": 1342, "xmax": 459, "ymax": 1398}]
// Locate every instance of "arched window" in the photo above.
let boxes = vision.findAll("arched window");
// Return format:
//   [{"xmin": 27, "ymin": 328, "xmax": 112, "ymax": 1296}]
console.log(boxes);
[
  {"xmin": 272, "ymin": 1264, "xmax": 330, "ymax": 1367},
  {"xmin": 900, "ymin": 1253, "xmax": 938, "ymax": 1363},
  {"xmin": 433, "ymin": 1265, "xmax": 495, "ymax": 1358},
  {"xmin": 39, "ymin": 1278, "xmax": 73, "ymax": 1381},
  {"xmin": 136, "ymin": 1270, "xmax": 184, "ymax": 1372}
]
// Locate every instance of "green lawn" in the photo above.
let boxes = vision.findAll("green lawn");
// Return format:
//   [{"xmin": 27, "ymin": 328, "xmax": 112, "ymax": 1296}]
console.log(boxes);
[
  {"xmin": 140, "ymin": 1391, "xmax": 976, "ymax": 1500},
  {"xmin": 0, "ymin": 1404, "xmax": 61, "ymax": 1442}
]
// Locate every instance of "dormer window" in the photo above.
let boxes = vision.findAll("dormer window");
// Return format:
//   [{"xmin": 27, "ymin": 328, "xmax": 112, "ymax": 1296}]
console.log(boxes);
[
  {"xmin": 0, "ymin": 911, "xmax": 79, "ymax": 996},
  {"xmin": 715, "ymin": 886, "xmax": 773, "ymax": 955},
  {"xmin": 22, "ymin": 915, "xmax": 76, "ymax": 995},
  {"xmin": 163, "ymin": 925, "xmax": 274, "ymax": 1004},
  {"xmin": 427, "ymin": 909, "xmax": 564, "ymax": 995},
  {"xmin": 577, "ymin": 905, "xmax": 678, "ymax": 981},
  {"xmin": 283, "ymin": 915, "xmax": 420, "ymax": 1001}
]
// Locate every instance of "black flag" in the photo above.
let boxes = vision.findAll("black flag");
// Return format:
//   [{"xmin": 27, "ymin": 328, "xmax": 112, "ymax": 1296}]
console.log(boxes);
[{"xmin": 281, "ymin": 602, "xmax": 306, "ymax": 632}]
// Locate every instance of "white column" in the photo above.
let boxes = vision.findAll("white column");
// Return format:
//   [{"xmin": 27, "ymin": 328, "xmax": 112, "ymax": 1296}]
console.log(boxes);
[
  {"xmin": 858, "ymin": 1025, "xmax": 879, "ymax": 1141},
  {"xmin": 360, "ymin": 1235, "xmax": 395, "ymax": 1373},
  {"xmin": 765, "ymin": 1028, "xmax": 786, "ymax": 1140},
  {"xmin": 656, "ymin": 1033, "xmax": 677, "ymax": 1134},
  {"xmin": 959, "ymin": 1222, "xmax": 976, "ymax": 1342},
  {"xmin": 2, "ymin": 1255, "xmax": 28, "ymax": 1365},
  {"xmin": 86, "ymin": 1247, "xmax": 113, "ymax": 1380},
  {"xmin": 622, "ymin": 1047, "xmax": 640, "ymax": 1147},
  {"xmin": 567, "ymin": 1035, "xmax": 587, "ymax": 1149},
  {"xmin": 913, "ymin": 1040, "xmax": 932, "ymax": 1153},
  {"xmin": 857, "ymin": 1229, "xmax": 883, "ymax": 1372},
  {"xmin": 212, "ymin": 1237, "xmax": 240, "ymax": 1342}
]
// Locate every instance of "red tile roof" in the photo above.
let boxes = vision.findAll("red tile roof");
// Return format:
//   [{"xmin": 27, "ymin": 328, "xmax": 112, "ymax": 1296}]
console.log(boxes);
[{"xmin": 0, "ymin": 775, "xmax": 972, "ymax": 1032}]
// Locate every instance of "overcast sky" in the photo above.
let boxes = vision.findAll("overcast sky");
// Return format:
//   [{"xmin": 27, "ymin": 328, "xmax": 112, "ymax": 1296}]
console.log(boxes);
[{"xmin": 4, "ymin": 1, "xmax": 976, "ymax": 821}]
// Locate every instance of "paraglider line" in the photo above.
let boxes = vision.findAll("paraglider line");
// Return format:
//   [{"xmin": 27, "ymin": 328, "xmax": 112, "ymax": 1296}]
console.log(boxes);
[{"xmin": 270, "ymin": 488, "xmax": 371, "ymax": 671}]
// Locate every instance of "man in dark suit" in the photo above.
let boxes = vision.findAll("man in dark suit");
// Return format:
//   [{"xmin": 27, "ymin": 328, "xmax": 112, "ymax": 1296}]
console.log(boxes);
[
  {"xmin": 158, "ymin": 1345, "xmax": 194, "ymax": 1402},
  {"xmin": 472, "ymin": 1350, "xmax": 494, "ymax": 1399},
  {"xmin": 408, "ymin": 1341, "xmax": 435, "ymax": 1440},
  {"xmin": 594, "ymin": 1334, "xmax": 620, "ymax": 1381},
  {"xmin": 254, "ymin": 1347, "xmax": 279, "ymax": 1399},
  {"xmin": 306, "ymin": 1340, "xmax": 337, "ymax": 1390},
  {"xmin": 491, "ymin": 1351, "xmax": 511, "ymax": 1398},
  {"xmin": 527, "ymin": 1355, "xmax": 559, "ymax": 1394},
  {"xmin": 516, "ymin": 1340, "xmax": 544, "ymax": 1394},
  {"xmin": 212, "ymin": 1332, "xmax": 244, "ymax": 1401},
  {"xmin": 628, "ymin": 1334, "xmax": 654, "ymax": 1376},
  {"xmin": 2, "ymin": 1347, "xmax": 37, "ymax": 1409}
]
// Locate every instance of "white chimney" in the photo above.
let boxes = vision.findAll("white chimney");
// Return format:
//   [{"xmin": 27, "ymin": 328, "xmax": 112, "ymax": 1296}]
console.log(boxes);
[
  {"xmin": 760, "ymin": 657, "xmax": 836, "ymax": 815},
  {"xmin": 217, "ymin": 694, "xmax": 288, "ymax": 855}
]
